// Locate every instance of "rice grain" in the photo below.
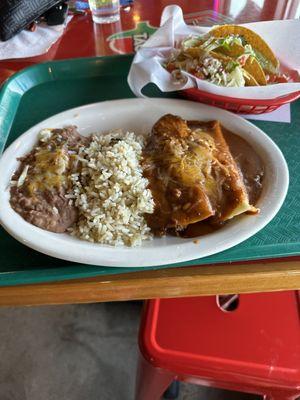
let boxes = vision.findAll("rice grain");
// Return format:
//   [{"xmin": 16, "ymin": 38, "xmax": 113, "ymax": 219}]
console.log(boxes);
[{"xmin": 68, "ymin": 131, "xmax": 154, "ymax": 247}]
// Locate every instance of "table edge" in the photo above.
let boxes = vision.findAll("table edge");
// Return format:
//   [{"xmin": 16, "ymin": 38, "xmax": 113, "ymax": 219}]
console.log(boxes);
[{"xmin": 0, "ymin": 259, "xmax": 299, "ymax": 306}]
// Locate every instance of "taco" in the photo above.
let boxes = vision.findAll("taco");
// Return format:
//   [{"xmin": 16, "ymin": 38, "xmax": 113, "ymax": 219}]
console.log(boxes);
[
  {"xmin": 210, "ymin": 25, "xmax": 279, "ymax": 75},
  {"xmin": 165, "ymin": 24, "xmax": 288, "ymax": 87}
]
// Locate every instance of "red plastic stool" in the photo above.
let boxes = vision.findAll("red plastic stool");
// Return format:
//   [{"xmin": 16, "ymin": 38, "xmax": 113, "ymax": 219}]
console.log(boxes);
[{"xmin": 135, "ymin": 291, "xmax": 300, "ymax": 400}]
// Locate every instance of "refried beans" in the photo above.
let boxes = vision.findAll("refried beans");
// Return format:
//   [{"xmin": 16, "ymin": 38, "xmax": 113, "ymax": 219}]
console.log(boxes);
[{"xmin": 10, "ymin": 126, "xmax": 88, "ymax": 233}]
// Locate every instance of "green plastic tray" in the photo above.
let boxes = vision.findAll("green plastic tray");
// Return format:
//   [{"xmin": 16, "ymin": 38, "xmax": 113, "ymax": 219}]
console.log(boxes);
[{"xmin": 0, "ymin": 55, "xmax": 299, "ymax": 286}]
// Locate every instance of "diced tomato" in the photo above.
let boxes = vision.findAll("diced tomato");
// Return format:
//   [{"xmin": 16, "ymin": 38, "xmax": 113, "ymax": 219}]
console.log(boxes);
[
  {"xmin": 266, "ymin": 73, "xmax": 289, "ymax": 84},
  {"xmin": 238, "ymin": 55, "xmax": 248, "ymax": 66},
  {"xmin": 166, "ymin": 63, "xmax": 176, "ymax": 73}
]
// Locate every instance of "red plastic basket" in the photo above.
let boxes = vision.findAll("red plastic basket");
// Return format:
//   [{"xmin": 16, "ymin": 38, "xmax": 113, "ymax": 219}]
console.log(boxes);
[{"xmin": 181, "ymin": 88, "xmax": 300, "ymax": 114}]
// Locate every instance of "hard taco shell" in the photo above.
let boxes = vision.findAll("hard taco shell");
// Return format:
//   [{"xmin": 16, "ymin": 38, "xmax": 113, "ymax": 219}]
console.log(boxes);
[
  {"xmin": 214, "ymin": 42, "xmax": 244, "ymax": 58},
  {"xmin": 210, "ymin": 24, "xmax": 279, "ymax": 72},
  {"xmin": 243, "ymin": 70, "xmax": 259, "ymax": 86},
  {"xmin": 243, "ymin": 56, "xmax": 267, "ymax": 85},
  {"xmin": 209, "ymin": 51, "xmax": 233, "ymax": 63},
  {"xmin": 184, "ymin": 47, "xmax": 206, "ymax": 58}
]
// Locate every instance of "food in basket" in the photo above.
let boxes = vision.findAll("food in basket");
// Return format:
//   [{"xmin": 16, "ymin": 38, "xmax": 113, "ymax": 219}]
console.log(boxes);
[
  {"xmin": 10, "ymin": 116, "xmax": 264, "ymax": 246},
  {"xmin": 165, "ymin": 24, "xmax": 289, "ymax": 87}
]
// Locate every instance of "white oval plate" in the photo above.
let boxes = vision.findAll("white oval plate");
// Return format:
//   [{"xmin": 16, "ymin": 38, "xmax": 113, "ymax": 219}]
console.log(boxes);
[{"xmin": 0, "ymin": 99, "xmax": 289, "ymax": 267}]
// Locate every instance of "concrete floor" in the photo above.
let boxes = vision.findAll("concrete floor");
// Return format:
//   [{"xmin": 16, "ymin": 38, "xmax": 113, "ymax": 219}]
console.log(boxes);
[{"xmin": 0, "ymin": 302, "xmax": 260, "ymax": 400}]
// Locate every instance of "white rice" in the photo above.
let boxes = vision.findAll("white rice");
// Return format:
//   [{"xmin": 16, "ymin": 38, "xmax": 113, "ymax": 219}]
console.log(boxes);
[{"xmin": 68, "ymin": 131, "xmax": 154, "ymax": 247}]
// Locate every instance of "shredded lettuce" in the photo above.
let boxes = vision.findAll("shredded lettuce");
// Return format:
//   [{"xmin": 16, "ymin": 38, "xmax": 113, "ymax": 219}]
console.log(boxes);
[
  {"xmin": 243, "ymin": 44, "xmax": 277, "ymax": 73},
  {"xmin": 219, "ymin": 35, "xmax": 243, "ymax": 49},
  {"xmin": 200, "ymin": 34, "xmax": 244, "ymax": 54},
  {"xmin": 253, "ymin": 49, "xmax": 278, "ymax": 73},
  {"xmin": 226, "ymin": 66, "xmax": 245, "ymax": 87},
  {"xmin": 181, "ymin": 35, "xmax": 203, "ymax": 50},
  {"xmin": 244, "ymin": 44, "xmax": 256, "ymax": 57},
  {"xmin": 203, "ymin": 41, "xmax": 220, "ymax": 52},
  {"xmin": 198, "ymin": 36, "xmax": 218, "ymax": 52},
  {"xmin": 182, "ymin": 34, "xmax": 244, "ymax": 54},
  {"xmin": 226, "ymin": 60, "xmax": 240, "ymax": 73}
]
